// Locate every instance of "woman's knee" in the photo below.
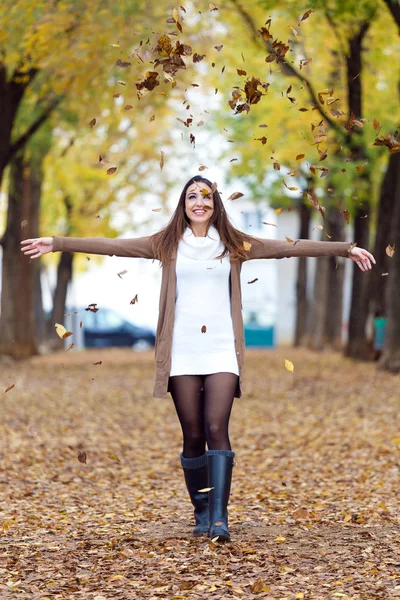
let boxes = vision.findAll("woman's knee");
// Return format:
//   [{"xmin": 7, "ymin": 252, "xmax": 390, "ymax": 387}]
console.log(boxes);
[{"xmin": 205, "ymin": 421, "xmax": 229, "ymax": 446}]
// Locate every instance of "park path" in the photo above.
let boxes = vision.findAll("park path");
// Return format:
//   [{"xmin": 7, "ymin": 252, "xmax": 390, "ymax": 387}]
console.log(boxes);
[{"xmin": 1, "ymin": 347, "xmax": 400, "ymax": 599}]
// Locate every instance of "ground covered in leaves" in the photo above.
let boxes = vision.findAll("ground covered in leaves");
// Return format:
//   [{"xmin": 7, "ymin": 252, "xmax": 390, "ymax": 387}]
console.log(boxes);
[{"xmin": 1, "ymin": 347, "xmax": 400, "ymax": 599}]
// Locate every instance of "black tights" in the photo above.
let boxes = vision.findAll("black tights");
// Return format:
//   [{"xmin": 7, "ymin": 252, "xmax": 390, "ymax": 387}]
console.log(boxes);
[{"xmin": 169, "ymin": 372, "xmax": 238, "ymax": 458}]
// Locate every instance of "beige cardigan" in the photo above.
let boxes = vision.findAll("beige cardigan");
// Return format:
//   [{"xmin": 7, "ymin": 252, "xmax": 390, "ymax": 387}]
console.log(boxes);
[{"xmin": 52, "ymin": 233, "xmax": 352, "ymax": 399}]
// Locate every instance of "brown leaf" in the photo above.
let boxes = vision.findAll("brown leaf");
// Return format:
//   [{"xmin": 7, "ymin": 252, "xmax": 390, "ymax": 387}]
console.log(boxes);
[
  {"xmin": 89, "ymin": 118, "xmax": 96, "ymax": 129},
  {"xmin": 228, "ymin": 192, "xmax": 244, "ymax": 201},
  {"xmin": 78, "ymin": 450, "xmax": 87, "ymax": 464},
  {"xmin": 160, "ymin": 150, "xmax": 165, "ymax": 170},
  {"xmin": 300, "ymin": 9, "xmax": 314, "ymax": 22},
  {"xmin": 248, "ymin": 278, "xmax": 258, "ymax": 284},
  {"xmin": 386, "ymin": 244, "xmax": 395, "ymax": 257},
  {"xmin": 93, "ymin": 361, "xmax": 103, "ymax": 366},
  {"xmin": 296, "ymin": 154, "xmax": 305, "ymax": 160},
  {"xmin": 117, "ymin": 270, "xmax": 128, "ymax": 278},
  {"xmin": 201, "ymin": 325, "xmax": 207, "ymax": 333},
  {"xmin": 85, "ymin": 304, "xmax": 99, "ymax": 313},
  {"xmin": 130, "ymin": 295, "xmax": 138, "ymax": 305},
  {"xmin": 5, "ymin": 384, "xmax": 15, "ymax": 393},
  {"xmin": 107, "ymin": 167, "xmax": 117, "ymax": 175}
]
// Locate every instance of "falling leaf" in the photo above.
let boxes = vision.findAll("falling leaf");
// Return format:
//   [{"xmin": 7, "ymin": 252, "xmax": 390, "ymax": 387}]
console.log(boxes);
[
  {"xmin": 201, "ymin": 325, "xmax": 207, "ymax": 333},
  {"xmin": 300, "ymin": 9, "xmax": 314, "ymax": 22},
  {"xmin": 198, "ymin": 165, "xmax": 208, "ymax": 171},
  {"xmin": 107, "ymin": 167, "xmax": 117, "ymax": 175},
  {"xmin": 228, "ymin": 192, "xmax": 244, "ymax": 201},
  {"xmin": 124, "ymin": 104, "xmax": 133, "ymax": 110},
  {"xmin": 130, "ymin": 295, "xmax": 138, "ymax": 304},
  {"xmin": 116, "ymin": 59, "xmax": 131, "ymax": 68},
  {"xmin": 343, "ymin": 209, "xmax": 350, "ymax": 224},
  {"xmin": 285, "ymin": 236, "xmax": 294, "ymax": 243},
  {"xmin": 261, "ymin": 221, "xmax": 277, "ymax": 227},
  {"xmin": 107, "ymin": 453, "xmax": 121, "ymax": 463},
  {"xmin": 66, "ymin": 343, "xmax": 74, "ymax": 351},
  {"xmin": 78, "ymin": 450, "xmax": 87, "ymax": 464},
  {"xmin": 273, "ymin": 162, "xmax": 280, "ymax": 171},
  {"xmin": 386, "ymin": 245, "xmax": 395, "ymax": 257},
  {"xmin": 152, "ymin": 208, "xmax": 161, "ymax": 212},
  {"xmin": 89, "ymin": 118, "xmax": 96, "ymax": 129},
  {"xmin": 5, "ymin": 384, "xmax": 15, "ymax": 393},
  {"xmin": 274, "ymin": 207, "xmax": 283, "ymax": 214},
  {"xmin": 118, "ymin": 270, "xmax": 128, "ymax": 278},
  {"xmin": 209, "ymin": 3, "xmax": 218, "ymax": 10},
  {"xmin": 55, "ymin": 323, "xmax": 72, "ymax": 339},
  {"xmin": 373, "ymin": 118, "xmax": 380, "ymax": 131},
  {"xmin": 160, "ymin": 150, "xmax": 165, "ymax": 170},
  {"xmin": 356, "ymin": 162, "xmax": 368, "ymax": 172},
  {"xmin": 214, "ymin": 45, "xmax": 223, "ymax": 51},
  {"xmin": 85, "ymin": 304, "xmax": 99, "ymax": 313},
  {"xmin": 237, "ymin": 69, "xmax": 247, "ymax": 76},
  {"xmin": 284, "ymin": 359, "xmax": 294, "ymax": 372},
  {"xmin": 248, "ymin": 278, "xmax": 258, "ymax": 284},
  {"xmin": 93, "ymin": 361, "xmax": 103, "ymax": 366}
]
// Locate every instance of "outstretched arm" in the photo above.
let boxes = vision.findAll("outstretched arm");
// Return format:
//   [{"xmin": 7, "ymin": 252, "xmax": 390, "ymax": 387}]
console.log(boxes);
[
  {"xmin": 243, "ymin": 236, "xmax": 375, "ymax": 270},
  {"xmin": 21, "ymin": 235, "xmax": 155, "ymax": 260}
]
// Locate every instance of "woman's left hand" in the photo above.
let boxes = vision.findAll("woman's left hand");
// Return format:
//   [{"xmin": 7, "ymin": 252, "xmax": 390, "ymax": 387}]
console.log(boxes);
[{"xmin": 349, "ymin": 246, "xmax": 376, "ymax": 271}]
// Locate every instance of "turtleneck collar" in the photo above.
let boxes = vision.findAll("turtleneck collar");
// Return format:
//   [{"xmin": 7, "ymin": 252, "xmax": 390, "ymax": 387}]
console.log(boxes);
[{"xmin": 179, "ymin": 225, "xmax": 225, "ymax": 260}]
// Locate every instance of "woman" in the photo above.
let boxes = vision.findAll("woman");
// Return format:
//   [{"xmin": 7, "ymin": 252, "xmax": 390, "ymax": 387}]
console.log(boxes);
[{"xmin": 21, "ymin": 176, "xmax": 375, "ymax": 542}]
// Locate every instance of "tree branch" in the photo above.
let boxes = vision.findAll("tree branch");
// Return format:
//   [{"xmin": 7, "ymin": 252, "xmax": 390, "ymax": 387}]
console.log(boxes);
[
  {"xmin": 229, "ymin": 0, "xmax": 343, "ymax": 136},
  {"xmin": 382, "ymin": 0, "xmax": 400, "ymax": 34},
  {"xmin": 7, "ymin": 96, "xmax": 62, "ymax": 163}
]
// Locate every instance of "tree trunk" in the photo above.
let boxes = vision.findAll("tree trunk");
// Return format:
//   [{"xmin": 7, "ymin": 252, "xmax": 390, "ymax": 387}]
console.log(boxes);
[
  {"xmin": 378, "ymin": 152, "xmax": 400, "ymax": 372},
  {"xmin": 307, "ymin": 254, "xmax": 330, "ymax": 350},
  {"xmin": 324, "ymin": 206, "xmax": 345, "ymax": 350},
  {"xmin": 344, "ymin": 22, "xmax": 373, "ymax": 360},
  {"xmin": 294, "ymin": 198, "xmax": 311, "ymax": 346},
  {"xmin": 51, "ymin": 251, "xmax": 74, "ymax": 328},
  {"xmin": 0, "ymin": 152, "xmax": 43, "ymax": 358},
  {"xmin": 50, "ymin": 196, "xmax": 74, "ymax": 347},
  {"xmin": 370, "ymin": 152, "xmax": 398, "ymax": 316}
]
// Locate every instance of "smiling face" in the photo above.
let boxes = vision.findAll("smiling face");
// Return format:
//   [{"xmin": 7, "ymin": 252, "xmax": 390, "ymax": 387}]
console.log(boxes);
[{"xmin": 184, "ymin": 182, "xmax": 214, "ymax": 229}]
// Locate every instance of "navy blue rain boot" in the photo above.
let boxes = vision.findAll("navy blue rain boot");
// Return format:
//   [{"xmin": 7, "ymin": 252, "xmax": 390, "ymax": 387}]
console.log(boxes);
[
  {"xmin": 180, "ymin": 453, "xmax": 209, "ymax": 536},
  {"xmin": 207, "ymin": 449, "xmax": 235, "ymax": 543}
]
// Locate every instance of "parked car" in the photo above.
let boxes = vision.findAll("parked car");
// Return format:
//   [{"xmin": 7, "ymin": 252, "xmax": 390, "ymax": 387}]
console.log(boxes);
[{"xmin": 81, "ymin": 307, "xmax": 156, "ymax": 349}]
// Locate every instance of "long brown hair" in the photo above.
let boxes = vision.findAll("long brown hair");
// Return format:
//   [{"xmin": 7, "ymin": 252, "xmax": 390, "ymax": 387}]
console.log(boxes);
[{"xmin": 151, "ymin": 176, "xmax": 255, "ymax": 264}]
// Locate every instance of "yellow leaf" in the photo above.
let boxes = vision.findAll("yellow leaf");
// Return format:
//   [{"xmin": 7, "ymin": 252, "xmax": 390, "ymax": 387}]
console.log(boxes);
[
  {"xmin": 274, "ymin": 207, "xmax": 283, "ymax": 214},
  {"xmin": 198, "ymin": 487, "xmax": 214, "ymax": 492},
  {"xmin": 55, "ymin": 323, "xmax": 72, "ymax": 339},
  {"xmin": 344, "ymin": 513, "xmax": 352, "ymax": 522},
  {"xmin": 284, "ymin": 359, "xmax": 294, "ymax": 372},
  {"xmin": 274, "ymin": 535, "xmax": 286, "ymax": 542},
  {"xmin": 243, "ymin": 240, "xmax": 252, "ymax": 251},
  {"xmin": 296, "ymin": 594, "xmax": 305, "ymax": 599},
  {"xmin": 285, "ymin": 236, "xmax": 293, "ymax": 243},
  {"xmin": 172, "ymin": 7, "xmax": 179, "ymax": 22},
  {"xmin": 107, "ymin": 453, "xmax": 121, "ymax": 463},
  {"xmin": 386, "ymin": 244, "xmax": 395, "ymax": 257}
]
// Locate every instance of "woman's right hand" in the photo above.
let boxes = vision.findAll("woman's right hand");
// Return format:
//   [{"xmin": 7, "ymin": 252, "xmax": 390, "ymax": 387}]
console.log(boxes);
[{"xmin": 21, "ymin": 237, "xmax": 53, "ymax": 259}]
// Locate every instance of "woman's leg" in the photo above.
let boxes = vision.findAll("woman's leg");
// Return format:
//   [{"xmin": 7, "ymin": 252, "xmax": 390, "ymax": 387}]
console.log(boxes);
[
  {"xmin": 203, "ymin": 372, "xmax": 238, "ymax": 542},
  {"xmin": 203, "ymin": 372, "xmax": 237, "ymax": 450},
  {"xmin": 169, "ymin": 375, "xmax": 209, "ymax": 535},
  {"xmin": 169, "ymin": 374, "xmax": 206, "ymax": 457}
]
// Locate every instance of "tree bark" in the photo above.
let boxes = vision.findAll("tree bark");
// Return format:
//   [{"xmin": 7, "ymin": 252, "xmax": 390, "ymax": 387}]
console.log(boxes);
[
  {"xmin": 370, "ymin": 152, "xmax": 398, "ymax": 316},
  {"xmin": 50, "ymin": 196, "xmax": 74, "ymax": 346},
  {"xmin": 324, "ymin": 206, "xmax": 345, "ymax": 350},
  {"xmin": 344, "ymin": 22, "xmax": 373, "ymax": 360},
  {"xmin": 294, "ymin": 198, "xmax": 311, "ymax": 346},
  {"xmin": 51, "ymin": 251, "xmax": 73, "ymax": 328},
  {"xmin": 0, "ymin": 151, "xmax": 43, "ymax": 358},
  {"xmin": 378, "ymin": 152, "xmax": 400, "ymax": 372}
]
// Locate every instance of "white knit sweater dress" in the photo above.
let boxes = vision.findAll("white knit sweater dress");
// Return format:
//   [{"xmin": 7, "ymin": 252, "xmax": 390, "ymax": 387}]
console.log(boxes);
[{"xmin": 169, "ymin": 225, "xmax": 239, "ymax": 377}]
